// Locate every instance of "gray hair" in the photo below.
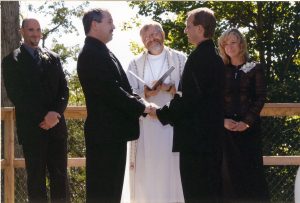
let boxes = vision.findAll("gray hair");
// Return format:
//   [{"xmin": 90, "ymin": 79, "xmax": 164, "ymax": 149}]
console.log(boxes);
[{"xmin": 139, "ymin": 20, "xmax": 164, "ymax": 37}]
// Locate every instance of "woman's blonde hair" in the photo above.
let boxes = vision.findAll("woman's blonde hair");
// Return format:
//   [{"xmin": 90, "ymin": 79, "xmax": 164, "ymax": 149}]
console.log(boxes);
[{"xmin": 218, "ymin": 28, "xmax": 249, "ymax": 65}]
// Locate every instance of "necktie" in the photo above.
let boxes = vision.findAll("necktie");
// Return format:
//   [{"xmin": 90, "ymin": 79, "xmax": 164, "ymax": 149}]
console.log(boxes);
[
  {"xmin": 33, "ymin": 49, "xmax": 41, "ymax": 65},
  {"xmin": 178, "ymin": 80, "xmax": 182, "ymax": 91}
]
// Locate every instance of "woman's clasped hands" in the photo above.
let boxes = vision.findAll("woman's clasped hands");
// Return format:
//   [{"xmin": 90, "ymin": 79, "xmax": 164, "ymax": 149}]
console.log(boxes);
[{"xmin": 224, "ymin": 118, "xmax": 250, "ymax": 132}]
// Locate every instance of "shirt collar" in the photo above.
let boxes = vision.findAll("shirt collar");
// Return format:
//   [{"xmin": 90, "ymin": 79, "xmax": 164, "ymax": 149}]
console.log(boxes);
[
  {"xmin": 22, "ymin": 43, "xmax": 41, "ymax": 58},
  {"xmin": 85, "ymin": 36, "xmax": 109, "ymax": 51}
]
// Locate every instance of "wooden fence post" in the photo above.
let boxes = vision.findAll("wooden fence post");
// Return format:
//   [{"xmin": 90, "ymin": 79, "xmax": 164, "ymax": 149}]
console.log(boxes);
[{"xmin": 4, "ymin": 109, "xmax": 15, "ymax": 203}]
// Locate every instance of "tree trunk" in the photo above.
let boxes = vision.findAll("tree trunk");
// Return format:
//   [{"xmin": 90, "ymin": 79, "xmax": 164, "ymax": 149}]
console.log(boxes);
[
  {"xmin": 1, "ymin": 3, "xmax": 25, "ymax": 191},
  {"xmin": 1, "ymin": 1, "xmax": 20, "ymax": 107}
]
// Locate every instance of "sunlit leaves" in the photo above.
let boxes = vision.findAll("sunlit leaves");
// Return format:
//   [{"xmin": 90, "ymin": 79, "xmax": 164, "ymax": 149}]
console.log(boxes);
[
  {"xmin": 28, "ymin": 1, "xmax": 89, "ymax": 46},
  {"xmin": 127, "ymin": 1, "xmax": 299, "ymax": 102}
]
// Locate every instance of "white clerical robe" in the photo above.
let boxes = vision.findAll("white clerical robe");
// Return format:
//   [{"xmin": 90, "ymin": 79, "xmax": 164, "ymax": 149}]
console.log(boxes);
[{"xmin": 122, "ymin": 47, "xmax": 186, "ymax": 203}]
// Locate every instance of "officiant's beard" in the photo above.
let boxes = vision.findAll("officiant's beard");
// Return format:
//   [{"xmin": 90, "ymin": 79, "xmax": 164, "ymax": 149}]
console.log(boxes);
[{"xmin": 148, "ymin": 43, "xmax": 164, "ymax": 55}]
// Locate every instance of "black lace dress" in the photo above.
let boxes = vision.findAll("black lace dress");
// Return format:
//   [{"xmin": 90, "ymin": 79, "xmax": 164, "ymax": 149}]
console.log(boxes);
[{"xmin": 222, "ymin": 62, "xmax": 270, "ymax": 202}]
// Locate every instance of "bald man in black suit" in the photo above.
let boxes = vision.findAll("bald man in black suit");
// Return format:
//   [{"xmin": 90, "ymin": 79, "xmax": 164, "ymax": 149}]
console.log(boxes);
[{"xmin": 2, "ymin": 18, "xmax": 69, "ymax": 203}]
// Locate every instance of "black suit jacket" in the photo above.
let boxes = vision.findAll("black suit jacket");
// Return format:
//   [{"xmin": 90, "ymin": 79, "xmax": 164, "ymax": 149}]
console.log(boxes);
[
  {"xmin": 2, "ymin": 45, "xmax": 69, "ymax": 145},
  {"xmin": 77, "ymin": 37, "xmax": 145, "ymax": 143},
  {"xmin": 157, "ymin": 39, "xmax": 225, "ymax": 152}
]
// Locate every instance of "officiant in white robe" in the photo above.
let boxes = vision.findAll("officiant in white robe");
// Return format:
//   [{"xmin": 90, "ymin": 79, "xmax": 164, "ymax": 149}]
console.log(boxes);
[{"xmin": 122, "ymin": 21, "xmax": 186, "ymax": 203}]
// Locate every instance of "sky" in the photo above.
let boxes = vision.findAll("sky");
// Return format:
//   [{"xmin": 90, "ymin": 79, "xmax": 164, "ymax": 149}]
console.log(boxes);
[{"xmin": 20, "ymin": 1, "xmax": 146, "ymax": 73}]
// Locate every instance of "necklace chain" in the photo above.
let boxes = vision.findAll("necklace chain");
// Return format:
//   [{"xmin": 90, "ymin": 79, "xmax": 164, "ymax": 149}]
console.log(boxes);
[{"xmin": 147, "ymin": 52, "xmax": 167, "ymax": 80}]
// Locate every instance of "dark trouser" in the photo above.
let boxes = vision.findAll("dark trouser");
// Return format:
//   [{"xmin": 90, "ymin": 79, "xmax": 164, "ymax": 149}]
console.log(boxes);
[
  {"xmin": 180, "ymin": 150, "xmax": 222, "ymax": 203},
  {"xmin": 22, "ymin": 134, "xmax": 69, "ymax": 203},
  {"xmin": 85, "ymin": 140, "xmax": 127, "ymax": 203}
]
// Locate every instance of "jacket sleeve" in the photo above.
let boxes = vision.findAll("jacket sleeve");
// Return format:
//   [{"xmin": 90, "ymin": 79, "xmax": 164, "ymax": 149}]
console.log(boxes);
[
  {"xmin": 2, "ymin": 54, "xmax": 24, "ymax": 106},
  {"xmin": 156, "ymin": 56, "xmax": 201, "ymax": 126},
  {"xmin": 126, "ymin": 59, "xmax": 145, "ymax": 97},
  {"xmin": 243, "ymin": 64, "xmax": 266, "ymax": 126},
  {"xmin": 78, "ymin": 50, "xmax": 145, "ymax": 118},
  {"xmin": 157, "ymin": 51, "xmax": 224, "ymax": 126},
  {"xmin": 157, "ymin": 93, "xmax": 183, "ymax": 126},
  {"xmin": 2, "ymin": 53, "xmax": 47, "ymax": 121},
  {"xmin": 49, "ymin": 54, "xmax": 69, "ymax": 116}
]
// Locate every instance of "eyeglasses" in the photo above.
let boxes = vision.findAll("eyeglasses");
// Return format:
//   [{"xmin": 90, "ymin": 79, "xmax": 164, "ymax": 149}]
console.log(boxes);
[{"xmin": 143, "ymin": 32, "xmax": 161, "ymax": 41}]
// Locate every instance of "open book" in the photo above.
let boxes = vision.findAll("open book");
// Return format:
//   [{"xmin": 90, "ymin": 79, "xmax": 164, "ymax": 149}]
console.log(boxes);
[{"xmin": 129, "ymin": 66, "xmax": 175, "ymax": 90}]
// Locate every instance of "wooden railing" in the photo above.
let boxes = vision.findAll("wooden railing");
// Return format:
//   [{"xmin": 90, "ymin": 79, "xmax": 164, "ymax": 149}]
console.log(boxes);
[{"xmin": 1, "ymin": 104, "xmax": 300, "ymax": 203}]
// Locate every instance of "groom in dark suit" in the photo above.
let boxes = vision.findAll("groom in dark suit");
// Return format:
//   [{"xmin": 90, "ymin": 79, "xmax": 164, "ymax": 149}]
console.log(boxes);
[
  {"xmin": 151, "ymin": 8, "xmax": 225, "ymax": 203},
  {"xmin": 77, "ymin": 9, "xmax": 152, "ymax": 203},
  {"xmin": 2, "ymin": 18, "xmax": 69, "ymax": 203}
]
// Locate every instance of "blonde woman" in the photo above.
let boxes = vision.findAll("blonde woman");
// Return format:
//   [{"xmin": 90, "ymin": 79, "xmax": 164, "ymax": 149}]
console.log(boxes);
[{"xmin": 218, "ymin": 28, "xmax": 270, "ymax": 202}]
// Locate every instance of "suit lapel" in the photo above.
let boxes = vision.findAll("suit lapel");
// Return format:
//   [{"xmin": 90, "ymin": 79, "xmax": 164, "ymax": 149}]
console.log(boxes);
[
  {"xmin": 20, "ymin": 45, "xmax": 36, "ymax": 66},
  {"xmin": 20, "ymin": 45, "xmax": 46, "ymax": 73},
  {"xmin": 108, "ymin": 51, "xmax": 132, "ymax": 93},
  {"xmin": 17, "ymin": 46, "xmax": 45, "ymax": 99},
  {"xmin": 109, "ymin": 51, "xmax": 122, "ymax": 78}
]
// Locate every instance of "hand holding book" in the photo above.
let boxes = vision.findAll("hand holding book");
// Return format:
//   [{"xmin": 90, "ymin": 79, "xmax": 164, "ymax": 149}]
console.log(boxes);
[{"xmin": 129, "ymin": 66, "xmax": 175, "ymax": 90}]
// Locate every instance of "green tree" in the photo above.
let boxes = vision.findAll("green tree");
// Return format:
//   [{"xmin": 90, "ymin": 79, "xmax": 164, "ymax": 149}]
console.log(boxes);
[{"xmin": 27, "ymin": 1, "xmax": 89, "ymax": 48}]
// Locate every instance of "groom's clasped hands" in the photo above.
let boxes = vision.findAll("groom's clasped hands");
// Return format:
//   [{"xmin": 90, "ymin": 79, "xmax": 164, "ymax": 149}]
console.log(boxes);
[{"xmin": 144, "ymin": 102, "xmax": 159, "ymax": 119}]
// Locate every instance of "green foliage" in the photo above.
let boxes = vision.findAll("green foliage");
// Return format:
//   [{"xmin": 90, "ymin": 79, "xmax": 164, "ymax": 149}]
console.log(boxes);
[
  {"xmin": 128, "ymin": 1, "xmax": 300, "ymax": 102},
  {"xmin": 67, "ymin": 120, "xmax": 85, "ymax": 157},
  {"xmin": 266, "ymin": 166, "xmax": 298, "ymax": 202},
  {"xmin": 127, "ymin": 1, "xmax": 202, "ymax": 54},
  {"xmin": 262, "ymin": 116, "xmax": 300, "ymax": 201},
  {"xmin": 68, "ymin": 167, "xmax": 86, "ymax": 202},
  {"xmin": 262, "ymin": 117, "xmax": 300, "ymax": 156},
  {"xmin": 121, "ymin": 15, "xmax": 143, "ymax": 31},
  {"xmin": 51, "ymin": 42, "xmax": 80, "ymax": 64},
  {"xmin": 67, "ymin": 120, "xmax": 86, "ymax": 202},
  {"xmin": 28, "ymin": 1, "xmax": 89, "ymax": 47},
  {"xmin": 129, "ymin": 41, "xmax": 145, "ymax": 56},
  {"xmin": 67, "ymin": 73, "xmax": 86, "ymax": 106}
]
